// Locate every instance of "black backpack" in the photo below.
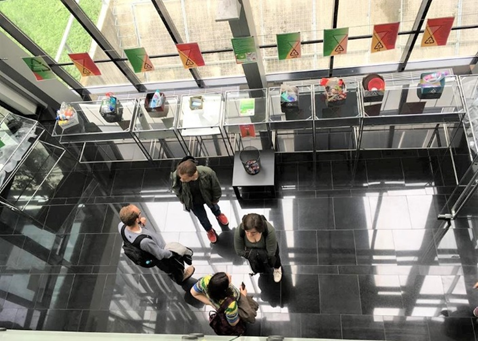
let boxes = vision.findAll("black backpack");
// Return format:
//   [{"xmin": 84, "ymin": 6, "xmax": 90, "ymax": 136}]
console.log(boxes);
[{"xmin": 120, "ymin": 225, "xmax": 157, "ymax": 268}]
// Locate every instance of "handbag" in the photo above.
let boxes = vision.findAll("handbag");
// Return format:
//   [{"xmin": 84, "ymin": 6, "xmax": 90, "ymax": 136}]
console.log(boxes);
[
  {"xmin": 209, "ymin": 297, "xmax": 246, "ymax": 335},
  {"xmin": 238, "ymin": 294, "xmax": 259, "ymax": 323}
]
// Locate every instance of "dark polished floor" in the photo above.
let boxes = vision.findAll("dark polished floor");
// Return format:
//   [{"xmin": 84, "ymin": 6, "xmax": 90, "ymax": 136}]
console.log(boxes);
[{"xmin": 1, "ymin": 149, "xmax": 478, "ymax": 340}]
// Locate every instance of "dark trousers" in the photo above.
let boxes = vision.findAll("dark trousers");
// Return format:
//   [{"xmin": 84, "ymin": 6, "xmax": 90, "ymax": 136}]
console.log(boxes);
[
  {"xmin": 156, "ymin": 255, "xmax": 185, "ymax": 284},
  {"xmin": 191, "ymin": 203, "xmax": 221, "ymax": 231},
  {"xmin": 268, "ymin": 245, "xmax": 282, "ymax": 269}
]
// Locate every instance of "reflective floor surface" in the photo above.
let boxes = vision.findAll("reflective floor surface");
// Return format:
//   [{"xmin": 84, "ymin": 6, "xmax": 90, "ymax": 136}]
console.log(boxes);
[{"xmin": 1, "ymin": 150, "xmax": 478, "ymax": 341}]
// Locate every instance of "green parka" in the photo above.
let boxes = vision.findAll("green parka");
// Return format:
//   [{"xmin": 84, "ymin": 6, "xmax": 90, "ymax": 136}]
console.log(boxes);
[{"xmin": 171, "ymin": 165, "xmax": 222, "ymax": 210}]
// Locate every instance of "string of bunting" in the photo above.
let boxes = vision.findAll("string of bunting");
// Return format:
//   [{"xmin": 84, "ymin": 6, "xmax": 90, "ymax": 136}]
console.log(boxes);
[{"xmin": 22, "ymin": 17, "xmax": 455, "ymax": 81}]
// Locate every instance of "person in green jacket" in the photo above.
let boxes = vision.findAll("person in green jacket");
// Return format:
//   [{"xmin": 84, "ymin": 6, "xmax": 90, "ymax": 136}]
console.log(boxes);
[
  {"xmin": 234, "ymin": 213, "xmax": 282, "ymax": 282},
  {"xmin": 171, "ymin": 157, "xmax": 228, "ymax": 244}
]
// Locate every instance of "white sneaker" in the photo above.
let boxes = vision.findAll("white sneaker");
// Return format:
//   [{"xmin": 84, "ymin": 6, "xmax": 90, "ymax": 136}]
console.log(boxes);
[{"xmin": 273, "ymin": 267, "xmax": 282, "ymax": 282}]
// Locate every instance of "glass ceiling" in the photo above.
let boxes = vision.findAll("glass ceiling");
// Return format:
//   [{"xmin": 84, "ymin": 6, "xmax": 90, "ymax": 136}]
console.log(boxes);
[{"xmin": 0, "ymin": 0, "xmax": 477, "ymax": 90}]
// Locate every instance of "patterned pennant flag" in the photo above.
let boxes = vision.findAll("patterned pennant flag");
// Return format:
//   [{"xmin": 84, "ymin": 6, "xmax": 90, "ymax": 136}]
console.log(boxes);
[
  {"xmin": 323, "ymin": 28, "xmax": 349, "ymax": 56},
  {"xmin": 371, "ymin": 22, "xmax": 400, "ymax": 53},
  {"xmin": 124, "ymin": 47, "xmax": 154, "ymax": 73},
  {"xmin": 176, "ymin": 43, "xmax": 205, "ymax": 69},
  {"xmin": 231, "ymin": 37, "xmax": 257, "ymax": 64},
  {"xmin": 68, "ymin": 53, "xmax": 101, "ymax": 76},
  {"xmin": 277, "ymin": 32, "xmax": 301, "ymax": 60},
  {"xmin": 22, "ymin": 56, "xmax": 56, "ymax": 81},
  {"xmin": 421, "ymin": 17, "xmax": 454, "ymax": 47}
]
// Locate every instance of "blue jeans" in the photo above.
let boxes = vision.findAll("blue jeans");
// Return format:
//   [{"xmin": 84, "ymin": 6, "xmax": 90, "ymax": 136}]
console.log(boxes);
[{"xmin": 191, "ymin": 203, "xmax": 221, "ymax": 231}]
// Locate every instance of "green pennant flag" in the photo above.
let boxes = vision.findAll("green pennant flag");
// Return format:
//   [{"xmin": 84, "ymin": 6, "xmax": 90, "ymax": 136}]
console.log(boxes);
[
  {"xmin": 231, "ymin": 37, "xmax": 257, "ymax": 64},
  {"xmin": 277, "ymin": 32, "xmax": 301, "ymax": 60},
  {"xmin": 323, "ymin": 28, "xmax": 349, "ymax": 56},
  {"xmin": 124, "ymin": 47, "xmax": 154, "ymax": 73},
  {"xmin": 22, "ymin": 56, "xmax": 56, "ymax": 81}
]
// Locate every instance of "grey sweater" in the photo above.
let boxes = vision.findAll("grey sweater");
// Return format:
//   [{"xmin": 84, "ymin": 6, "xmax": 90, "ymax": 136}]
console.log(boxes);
[{"xmin": 118, "ymin": 222, "xmax": 172, "ymax": 261}]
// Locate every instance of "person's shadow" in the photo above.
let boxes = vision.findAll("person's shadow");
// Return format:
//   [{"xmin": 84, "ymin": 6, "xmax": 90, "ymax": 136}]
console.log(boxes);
[
  {"xmin": 257, "ymin": 271, "xmax": 291, "ymax": 308},
  {"xmin": 212, "ymin": 229, "xmax": 244, "ymax": 265}
]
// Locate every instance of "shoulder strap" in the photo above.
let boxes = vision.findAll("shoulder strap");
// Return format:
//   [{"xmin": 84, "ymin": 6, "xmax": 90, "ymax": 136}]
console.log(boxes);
[
  {"xmin": 217, "ymin": 297, "xmax": 234, "ymax": 313},
  {"xmin": 121, "ymin": 224, "xmax": 152, "ymax": 247},
  {"xmin": 132, "ymin": 234, "xmax": 151, "ymax": 248}
]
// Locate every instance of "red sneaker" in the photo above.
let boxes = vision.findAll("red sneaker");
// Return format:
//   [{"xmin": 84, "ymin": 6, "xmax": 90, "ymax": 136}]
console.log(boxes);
[
  {"xmin": 207, "ymin": 228, "xmax": 218, "ymax": 244},
  {"xmin": 216, "ymin": 213, "xmax": 229, "ymax": 225}
]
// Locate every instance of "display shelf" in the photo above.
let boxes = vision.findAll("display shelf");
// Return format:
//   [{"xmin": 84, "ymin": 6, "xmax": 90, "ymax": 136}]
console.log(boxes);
[
  {"xmin": 51, "ymin": 99, "xmax": 137, "ymax": 143},
  {"xmin": 176, "ymin": 92, "xmax": 232, "ymax": 158},
  {"xmin": 459, "ymin": 75, "xmax": 478, "ymax": 159},
  {"xmin": 362, "ymin": 75, "xmax": 464, "ymax": 126},
  {"xmin": 268, "ymin": 85, "xmax": 315, "ymax": 153},
  {"xmin": 0, "ymin": 112, "xmax": 67, "ymax": 211},
  {"xmin": 0, "ymin": 113, "xmax": 40, "ymax": 192},
  {"xmin": 223, "ymin": 88, "xmax": 272, "ymax": 152},
  {"xmin": 132, "ymin": 95, "xmax": 189, "ymax": 160},
  {"xmin": 360, "ymin": 75, "xmax": 465, "ymax": 150}
]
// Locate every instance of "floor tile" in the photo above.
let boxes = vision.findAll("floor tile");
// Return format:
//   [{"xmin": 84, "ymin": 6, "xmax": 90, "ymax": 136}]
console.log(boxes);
[
  {"xmin": 319, "ymin": 274, "xmax": 361, "ymax": 314},
  {"xmin": 341, "ymin": 314, "xmax": 386, "ymax": 340},
  {"xmin": 354, "ymin": 230, "xmax": 397, "ymax": 265},
  {"xmin": 358, "ymin": 275, "xmax": 404, "ymax": 316},
  {"xmin": 295, "ymin": 197, "xmax": 334, "ymax": 230},
  {"xmin": 367, "ymin": 158, "xmax": 404, "ymax": 185},
  {"xmin": 368, "ymin": 196, "xmax": 412, "ymax": 230},
  {"xmin": 111, "ymin": 169, "xmax": 145, "ymax": 196},
  {"xmin": 383, "ymin": 316, "xmax": 430, "ymax": 341},
  {"xmin": 332, "ymin": 160, "xmax": 367, "ymax": 187},
  {"xmin": 334, "ymin": 197, "xmax": 372, "ymax": 229},
  {"xmin": 279, "ymin": 231, "xmax": 318, "ymax": 265},
  {"xmin": 301, "ymin": 314, "xmax": 342, "ymax": 339},
  {"xmin": 317, "ymin": 230, "xmax": 356, "ymax": 265}
]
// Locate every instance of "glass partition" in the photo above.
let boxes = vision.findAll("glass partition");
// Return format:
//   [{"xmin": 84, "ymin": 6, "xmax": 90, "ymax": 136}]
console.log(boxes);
[
  {"xmin": 177, "ymin": 93, "xmax": 231, "ymax": 158},
  {"xmin": 268, "ymin": 85, "xmax": 315, "ymax": 152},
  {"xmin": 312, "ymin": 81, "xmax": 362, "ymax": 151},
  {"xmin": 223, "ymin": 89, "xmax": 271, "ymax": 152},
  {"xmin": 361, "ymin": 75, "xmax": 465, "ymax": 150},
  {"xmin": 51, "ymin": 99, "xmax": 161, "ymax": 163},
  {"xmin": 132, "ymin": 94, "xmax": 189, "ymax": 160}
]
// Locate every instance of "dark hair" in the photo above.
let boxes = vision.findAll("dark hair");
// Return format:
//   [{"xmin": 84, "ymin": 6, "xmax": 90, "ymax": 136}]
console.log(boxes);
[
  {"xmin": 119, "ymin": 204, "xmax": 140, "ymax": 226},
  {"xmin": 208, "ymin": 272, "xmax": 232, "ymax": 301},
  {"xmin": 242, "ymin": 213, "xmax": 266, "ymax": 233},
  {"xmin": 177, "ymin": 160, "xmax": 197, "ymax": 177}
]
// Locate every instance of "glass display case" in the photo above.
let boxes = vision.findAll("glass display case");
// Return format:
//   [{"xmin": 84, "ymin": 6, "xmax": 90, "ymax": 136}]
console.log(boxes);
[
  {"xmin": 268, "ymin": 85, "xmax": 315, "ymax": 152},
  {"xmin": 176, "ymin": 92, "xmax": 232, "ymax": 158},
  {"xmin": 460, "ymin": 75, "xmax": 478, "ymax": 159},
  {"xmin": 313, "ymin": 81, "xmax": 362, "ymax": 151},
  {"xmin": 132, "ymin": 95, "xmax": 189, "ymax": 159},
  {"xmin": 52, "ymin": 97, "xmax": 188, "ymax": 163},
  {"xmin": 360, "ymin": 75, "xmax": 465, "ymax": 149},
  {"xmin": 223, "ymin": 88, "xmax": 271, "ymax": 152},
  {"xmin": 0, "ymin": 111, "xmax": 67, "ymax": 211}
]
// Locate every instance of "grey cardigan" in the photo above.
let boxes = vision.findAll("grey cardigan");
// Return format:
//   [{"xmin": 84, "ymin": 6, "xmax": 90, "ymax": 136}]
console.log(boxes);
[{"xmin": 118, "ymin": 222, "xmax": 172, "ymax": 261}]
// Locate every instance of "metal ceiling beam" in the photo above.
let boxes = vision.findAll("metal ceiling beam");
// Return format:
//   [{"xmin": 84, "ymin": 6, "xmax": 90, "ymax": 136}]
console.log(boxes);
[
  {"xmin": 60, "ymin": 0, "xmax": 147, "ymax": 92},
  {"xmin": 0, "ymin": 12, "xmax": 91, "ymax": 101},
  {"xmin": 328, "ymin": 0, "xmax": 340, "ymax": 77},
  {"xmin": 150, "ymin": 0, "xmax": 204, "ymax": 88},
  {"xmin": 398, "ymin": 0, "xmax": 433, "ymax": 72},
  {"xmin": 227, "ymin": 0, "xmax": 267, "ymax": 89}
]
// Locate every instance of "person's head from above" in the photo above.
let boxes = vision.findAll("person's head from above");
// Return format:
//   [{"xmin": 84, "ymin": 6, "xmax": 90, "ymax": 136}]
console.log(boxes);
[
  {"xmin": 177, "ymin": 160, "xmax": 198, "ymax": 183},
  {"xmin": 208, "ymin": 272, "xmax": 233, "ymax": 301},
  {"xmin": 119, "ymin": 204, "xmax": 141, "ymax": 226},
  {"xmin": 242, "ymin": 213, "xmax": 266, "ymax": 237}
]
